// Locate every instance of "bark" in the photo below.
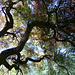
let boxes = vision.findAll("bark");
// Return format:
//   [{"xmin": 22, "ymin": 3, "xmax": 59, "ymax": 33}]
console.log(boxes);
[
  {"xmin": 0, "ymin": 0, "xmax": 74, "ymax": 70},
  {"xmin": 0, "ymin": 20, "xmax": 55, "ymax": 70}
]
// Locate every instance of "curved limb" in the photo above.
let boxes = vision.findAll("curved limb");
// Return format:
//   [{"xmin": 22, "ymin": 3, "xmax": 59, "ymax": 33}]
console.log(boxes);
[
  {"xmin": 2, "ymin": 7, "xmax": 8, "ymax": 22},
  {"xmin": 0, "ymin": 1, "xmax": 15, "ymax": 37},
  {"xmin": 55, "ymin": 61, "xmax": 70, "ymax": 75},
  {"xmin": 12, "ymin": 55, "xmax": 51, "ymax": 64}
]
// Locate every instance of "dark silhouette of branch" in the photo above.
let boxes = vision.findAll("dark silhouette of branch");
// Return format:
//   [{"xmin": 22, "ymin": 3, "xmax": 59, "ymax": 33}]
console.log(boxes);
[
  {"xmin": 0, "ymin": 1, "xmax": 16, "ymax": 37},
  {"xmin": 55, "ymin": 61, "xmax": 70, "ymax": 75},
  {"xmin": 16, "ymin": 68, "xmax": 23, "ymax": 75},
  {"xmin": 11, "ymin": 55, "xmax": 51, "ymax": 66},
  {"xmin": 49, "ymin": 0, "xmax": 61, "ymax": 13},
  {"xmin": 6, "ymin": 32, "xmax": 16, "ymax": 37},
  {"xmin": 0, "ymin": 0, "xmax": 74, "ymax": 71},
  {"xmin": 0, "ymin": 20, "xmax": 74, "ymax": 70}
]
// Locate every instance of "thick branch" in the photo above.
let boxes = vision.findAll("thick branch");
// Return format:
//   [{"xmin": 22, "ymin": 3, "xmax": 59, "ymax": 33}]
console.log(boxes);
[
  {"xmin": 0, "ymin": 21, "xmax": 54, "ymax": 69},
  {"xmin": 16, "ymin": 21, "xmax": 56, "ymax": 52},
  {"xmin": 0, "ymin": 2, "xmax": 15, "ymax": 37},
  {"xmin": 0, "ymin": 20, "xmax": 74, "ymax": 70}
]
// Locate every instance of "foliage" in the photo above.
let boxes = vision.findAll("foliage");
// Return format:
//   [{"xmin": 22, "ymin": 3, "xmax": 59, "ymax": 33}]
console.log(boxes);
[{"xmin": 0, "ymin": 0, "xmax": 75, "ymax": 75}]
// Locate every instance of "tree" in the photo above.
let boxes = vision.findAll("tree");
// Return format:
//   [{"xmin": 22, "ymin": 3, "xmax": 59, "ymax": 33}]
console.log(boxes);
[{"xmin": 0, "ymin": 0, "xmax": 75, "ymax": 74}]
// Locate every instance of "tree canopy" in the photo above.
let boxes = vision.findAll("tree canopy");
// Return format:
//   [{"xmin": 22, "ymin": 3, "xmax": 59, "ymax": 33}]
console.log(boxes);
[{"xmin": 0, "ymin": 0, "xmax": 75, "ymax": 75}]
